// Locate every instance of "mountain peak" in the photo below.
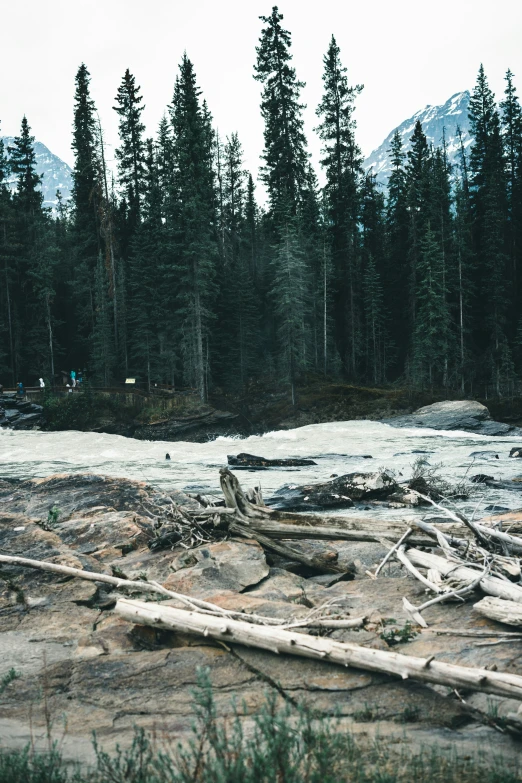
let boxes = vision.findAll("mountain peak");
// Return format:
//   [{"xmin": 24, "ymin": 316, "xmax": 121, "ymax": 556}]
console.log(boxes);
[
  {"xmin": 1, "ymin": 136, "xmax": 73, "ymax": 209},
  {"xmin": 363, "ymin": 90, "xmax": 471, "ymax": 182}
]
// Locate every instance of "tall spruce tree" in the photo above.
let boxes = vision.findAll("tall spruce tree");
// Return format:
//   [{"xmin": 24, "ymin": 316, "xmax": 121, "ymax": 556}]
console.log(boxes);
[
  {"xmin": 70, "ymin": 63, "xmax": 100, "ymax": 367},
  {"xmin": 0, "ymin": 125, "xmax": 15, "ymax": 382},
  {"xmin": 168, "ymin": 55, "xmax": 217, "ymax": 401},
  {"xmin": 254, "ymin": 6, "xmax": 308, "ymax": 220},
  {"xmin": 114, "ymin": 69, "xmax": 146, "ymax": 228},
  {"xmin": 316, "ymin": 35, "xmax": 363, "ymax": 375},
  {"xmin": 8, "ymin": 117, "xmax": 58, "ymax": 381},
  {"xmin": 469, "ymin": 64, "xmax": 510, "ymax": 393},
  {"xmin": 500, "ymin": 69, "xmax": 522, "ymax": 299},
  {"xmin": 405, "ymin": 120, "xmax": 431, "ymax": 333},
  {"xmin": 271, "ymin": 218, "xmax": 310, "ymax": 404},
  {"xmin": 386, "ymin": 130, "xmax": 409, "ymax": 371}
]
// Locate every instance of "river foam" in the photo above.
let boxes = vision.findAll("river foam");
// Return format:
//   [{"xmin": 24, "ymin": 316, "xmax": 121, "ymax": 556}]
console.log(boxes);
[{"xmin": 1, "ymin": 420, "xmax": 521, "ymax": 519}]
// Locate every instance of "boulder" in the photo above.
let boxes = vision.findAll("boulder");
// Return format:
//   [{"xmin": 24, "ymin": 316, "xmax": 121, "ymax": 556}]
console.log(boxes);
[
  {"xmin": 387, "ymin": 400, "xmax": 521, "ymax": 436},
  {"xmin": 227, "ymin": 452, "xmax": 317, "ymax": 468},
  {"xmin": 268, "ymin": 471, "xmax": 398, "ymax": 511}
]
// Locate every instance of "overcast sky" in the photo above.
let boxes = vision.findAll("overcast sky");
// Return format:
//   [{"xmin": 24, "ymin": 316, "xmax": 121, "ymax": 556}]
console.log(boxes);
[{"xmin": 1, "ymin": 0, "xmax": 522, "ymax": 180}]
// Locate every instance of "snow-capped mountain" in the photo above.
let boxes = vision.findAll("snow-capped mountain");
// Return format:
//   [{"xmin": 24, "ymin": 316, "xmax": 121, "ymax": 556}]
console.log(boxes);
[
  {"xmin": 1, "ymin": 137, "xmax": 72, "ymax": 209},
  {"xmin": 363, "ymin": 91, "xmax": 472, "ymax": 183}
]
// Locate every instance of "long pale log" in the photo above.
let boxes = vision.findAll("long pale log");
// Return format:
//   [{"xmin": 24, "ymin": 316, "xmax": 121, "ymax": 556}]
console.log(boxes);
[
  {"xmin": 474, "ymin": 597, "xmax": 522, "ymax": 627},
  {"xmin": 395, "ymin": 546, "xmax": 443, "ymax": 593},
  {"xmin": 473, "ymin": 523, "xmax": 522, "ymax": 554},
  {"xmin": 246, "ymin": 520, "xmax": 433, "ymax": 547},
  {"xmin": 0, "ymin": 553, "xmax": 360, "ymax": 630},
  {"xmin": 408, "ymin": 549, "xmax": 522, "ymax": 603},
  {"xmin": 115, "ymin": 598, "xmax": 522, "ymax": 701}
]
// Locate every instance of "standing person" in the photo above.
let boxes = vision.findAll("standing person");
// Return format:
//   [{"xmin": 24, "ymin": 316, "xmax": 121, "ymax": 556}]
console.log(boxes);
[
  {"xmin": 39, "ymin": 378, "xmax": 45, "ymax": 389},
  {"xmin": 16, "ymin": 381, "xmax": 24, "ymax": 398},
  {"xmin": 71, "ymin": 369, "xmax": 76, "ymax": 388}
]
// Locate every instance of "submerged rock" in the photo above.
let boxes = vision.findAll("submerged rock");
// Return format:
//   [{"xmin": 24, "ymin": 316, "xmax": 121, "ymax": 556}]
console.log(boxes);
[
  {"xmin": 227, "ymin": 452, "xmax": 317, "ymax": 468},
  {"xmin": 268, "ymin": 471, "xmax": 398, "ymax": 511},
  {"xmin": 387, "ymin": 400, "xmax": 521, "ymax": 436}
]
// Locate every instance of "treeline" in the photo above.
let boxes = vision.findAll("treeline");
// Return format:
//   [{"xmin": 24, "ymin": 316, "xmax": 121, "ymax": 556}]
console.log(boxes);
[{"xmin": 1, "ymin": 7, "xmax": 522, "ymax": 400}]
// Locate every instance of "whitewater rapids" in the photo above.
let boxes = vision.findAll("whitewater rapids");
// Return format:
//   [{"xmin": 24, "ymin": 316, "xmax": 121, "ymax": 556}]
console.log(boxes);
[{"xmin": 1, "ymin": 420, "xmax": 522, "ymax": 519}]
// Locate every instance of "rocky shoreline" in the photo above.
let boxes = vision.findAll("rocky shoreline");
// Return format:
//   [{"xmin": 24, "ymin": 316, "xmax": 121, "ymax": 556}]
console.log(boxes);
[
  {"xmin": 2, "ymin": 469, "xmax": 522, "ymax": 763},
  {"xmin": 4, "ymin": 384, "xmax": 522, "ymax": 442}
]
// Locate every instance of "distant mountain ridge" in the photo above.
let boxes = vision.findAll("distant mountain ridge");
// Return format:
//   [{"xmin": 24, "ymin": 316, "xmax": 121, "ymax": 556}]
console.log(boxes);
[
  {"xmin": 1, "ymin": 137, "xmax": 73, "ymax": 209},
  {"xmin": 363, "ymin": 91, "xmax": 472, "ymax": 183},
  {"xmin": 2, "ymin": 92, "xmax": 472, "ymax": 207}
]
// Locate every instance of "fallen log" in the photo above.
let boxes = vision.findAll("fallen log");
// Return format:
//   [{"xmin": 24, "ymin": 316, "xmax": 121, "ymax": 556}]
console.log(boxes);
[
  {"xmin": 219, "ymin": 468, "xmax": 443, "ymax": 546},
  {"xmin": 242, "ymin": 519, "xmax": 434, "ymax": 547},
  {"xmin": 115, "ymin": 597, "xmax": 522, "ymax": 701},
  {"xmin": 407, "ymin": 549, "xmax": 522, "ymax": 603},
  {"xmin": 228, "ymin": 519, "xmax": 345, "ymax": 574},
  {"xmin": 474, "ymin": 596, "xmax": 522, "ymax": 627},
  {"xmin": 0, "ymin": 553, "xmax": 357, "ymax": 630}
]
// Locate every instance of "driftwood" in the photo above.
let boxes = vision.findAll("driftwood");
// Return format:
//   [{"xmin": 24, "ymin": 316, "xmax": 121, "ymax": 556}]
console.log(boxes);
[
  {"xmin": 474, "ymin": 596, "xmax": 522, "ymax": 627},
  {"xmin": 115, "ymin": 598, "xmax": 522, "ymax": 700},
  {"xmin": 227, "ymin": 519, "xmax": 345, "ymax": 574},
  {"xmin": 0, "ymin": 553, "xmax": 358, "ymax": 630},
  {"xmin": 219, "ymin": 468, "xmax": 436, "ymax": 547},
  {"xmin": 407, "ymin": 549, "xmax": 522, "ymax": 603}
]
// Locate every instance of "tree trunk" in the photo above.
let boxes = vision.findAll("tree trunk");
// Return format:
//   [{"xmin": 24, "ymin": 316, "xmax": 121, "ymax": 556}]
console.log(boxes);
[{"xmin": 115, "ymin": 598, "xmax": 522, "ymax": 701}]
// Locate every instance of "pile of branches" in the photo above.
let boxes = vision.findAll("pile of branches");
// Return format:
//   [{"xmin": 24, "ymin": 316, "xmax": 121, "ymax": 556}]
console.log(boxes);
[{"xmin": 369, "ymin": 490, "xmax": 522, "ymax": 630}]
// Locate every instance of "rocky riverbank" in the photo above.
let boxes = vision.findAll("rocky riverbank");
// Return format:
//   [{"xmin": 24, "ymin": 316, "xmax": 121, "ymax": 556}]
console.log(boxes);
[
  {"xmin": 0, "ymin": 393, "xmax": 43, "ymax": 429},
  {"xmin": 6, "ymin": 379, "xmax": 522, "ymax": 442},
  {"xmin": 2, "ymin": 471, "xmax": 522, "ymax": 763}
]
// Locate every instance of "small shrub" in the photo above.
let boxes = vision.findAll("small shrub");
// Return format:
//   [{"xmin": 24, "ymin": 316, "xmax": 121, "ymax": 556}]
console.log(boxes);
[
  {"xmin": 0, "ymin": 669, "xmax": 20, "ymax": 696},
  {"xmin": 380, "ymin": 621, "xmax": 418, "ymax": 646}
]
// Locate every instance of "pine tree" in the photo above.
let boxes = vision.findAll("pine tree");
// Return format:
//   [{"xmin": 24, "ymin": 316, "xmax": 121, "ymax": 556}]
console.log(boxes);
[
  {"xmin": 412, "ymin": 224, "xmax": 452, "ymax": 387},
  {"xmin": 405, "ymin": 120, "xmax": 431, "ymax": 332},
  {"xmin": 8, "ymin": 117, "xmax": 57, "ymax": 381},
  {"xmin": 361, "ymin": 173, "xmax": 388, "ymax": 383},
  {"xmin": 386, "ymin": 130, "xmax": 409, "ymax": 370},
  {"xmin": 168, "ymin": 55, "xmax": 218, "ymax": 401},
  {"xmin": 451, "ymin": 127, "xmax": 476, "ymax": 391},
  {"xmin": 500, "ymin": 69, "xmax": 522, "ymax": 298},
  {"xmin": 316, "ymin": 35, "xmax": 363, "ymax": 375},
  {"xmin": 114, "ymin": 69, "xmax": 146, "ymax": 228},
  {"xmin": 254, "ymin": 6, "xmax": 308, "ymax": 220},
  {"xmin": 469, "ymin": 64, "xmax": 509, "ymax": 393},
  {"xmin": 70, "ymin": 63, "xmax": 101, "ymax": 368},
  {"xmin": 271, "ymin": 218, "xmax": 310, "ymax": 404},
  {"xmin": 0, "ymin": 126, "xmax": 15, "ymax": 381}
]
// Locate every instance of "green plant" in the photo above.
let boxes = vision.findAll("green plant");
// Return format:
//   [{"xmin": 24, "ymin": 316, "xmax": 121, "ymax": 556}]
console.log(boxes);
[
  {"xmin": 0, "ymin": 672, "xmax": 521, "ymax": 782},
  {"xmin": 0, "ymin": 669, "xmax": 20, "ymax": 696},
  {"xmin": 380, "ymin": 621, "xmax": 418, "ymax": 646},
  {"xmin": 47, "ymin": 506, "xmax": 61, "ymax": 525}
]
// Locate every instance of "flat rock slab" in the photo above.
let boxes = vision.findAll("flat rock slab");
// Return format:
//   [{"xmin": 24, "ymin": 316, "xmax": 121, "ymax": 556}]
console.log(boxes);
[
  {"xmin": 387, "ymin": 400, "xmax": 522, "ymax": 436},
  {"xmin": 163, "ymin": 539, "xmax": 269, "ymax": 596}
]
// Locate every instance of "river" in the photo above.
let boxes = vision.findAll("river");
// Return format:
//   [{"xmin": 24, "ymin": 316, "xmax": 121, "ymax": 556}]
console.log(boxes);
[{"xmin": 1, "ymin": 421, "xmax": 522, "ymax": 519}]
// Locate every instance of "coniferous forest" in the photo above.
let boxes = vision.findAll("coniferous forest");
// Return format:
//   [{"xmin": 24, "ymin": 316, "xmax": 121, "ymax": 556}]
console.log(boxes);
[{"xmin": 2, "ymin": 7, "xmax": 522, "ymax": 402}]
